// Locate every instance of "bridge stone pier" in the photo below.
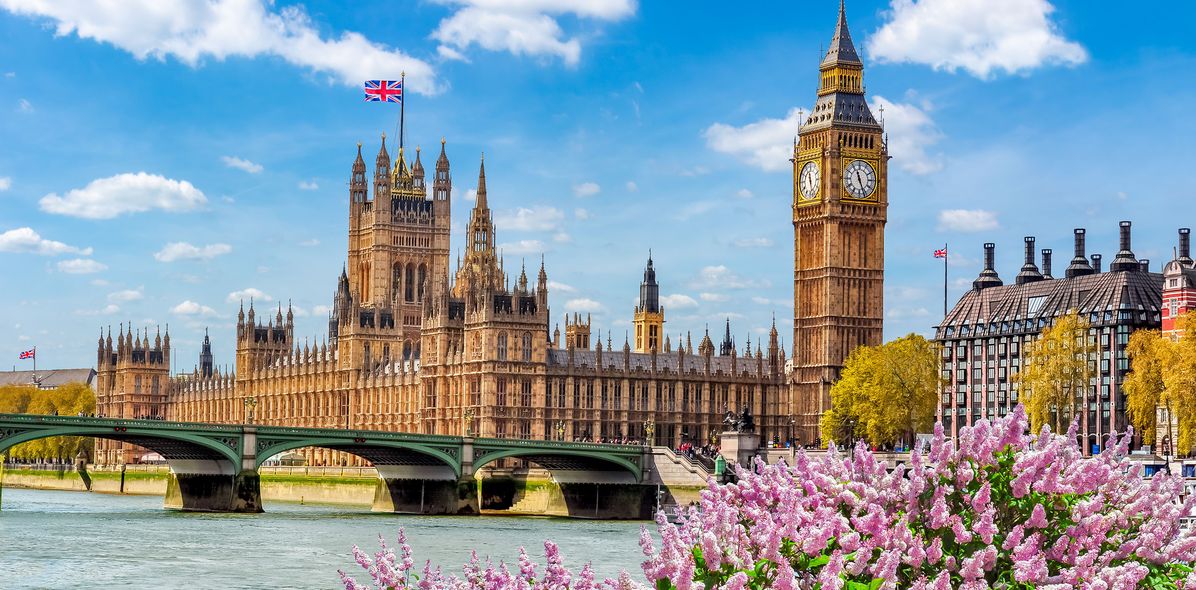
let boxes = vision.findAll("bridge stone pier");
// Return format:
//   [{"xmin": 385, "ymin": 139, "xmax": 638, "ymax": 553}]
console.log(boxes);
[{"xmin": 0, "ymin": 415, "xmax": 662, "ymax": 517}]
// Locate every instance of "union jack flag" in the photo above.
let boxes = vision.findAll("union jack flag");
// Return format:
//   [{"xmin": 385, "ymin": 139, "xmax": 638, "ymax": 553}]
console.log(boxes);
[
  {"xmin": 19, "ymin": 348, "xmax": 34, "ymax": 359},
  {"xmin": 933, "ymin": 248, "xmax": 947, "ymax": 259},
  {"xmin": 364, "ymin": 80, "xmax": 403, "ymax": 103}
]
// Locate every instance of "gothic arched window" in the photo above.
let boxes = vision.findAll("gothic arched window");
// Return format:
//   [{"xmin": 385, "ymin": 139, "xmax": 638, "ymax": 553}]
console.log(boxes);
[
  {"xmin": 404, "ymin": 264, "xmax": 415, "ymax": 302},
  {"xmin": 497, "ymin": 332, "xmax": 508, "ymax": 361},
  {"xmin": 521, "ymin": 332, "xmax": 532, "ymax": 361}
]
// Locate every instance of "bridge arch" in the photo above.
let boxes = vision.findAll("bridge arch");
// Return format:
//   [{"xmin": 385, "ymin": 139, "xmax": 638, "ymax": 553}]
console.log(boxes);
[
  {"xmin": 254, "ymin": 438, "xmax": 461, "ymax": 479},
  {"xmin": 470, "ymin": 447, "xmax": 642, "ymax": 483},
  {"xmin": 0, "ymin": 425, "xmax": 241, "ymax": 468}
]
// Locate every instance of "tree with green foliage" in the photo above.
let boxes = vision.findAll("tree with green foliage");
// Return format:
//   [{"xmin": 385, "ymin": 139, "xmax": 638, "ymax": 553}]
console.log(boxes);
[
  {"xmin": 1124, "ymin": 328, "xmax": 1168, "ymax": 447},
  {"xmin": 820, "ymin": 334, "xmax": 941, "ymax": 449}
]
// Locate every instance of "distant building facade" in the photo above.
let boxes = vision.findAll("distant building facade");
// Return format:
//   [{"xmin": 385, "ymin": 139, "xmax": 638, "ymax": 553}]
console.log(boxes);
[{"xmin": 935, "ymin": 222, "xmax": 1177, "ymax": 453}]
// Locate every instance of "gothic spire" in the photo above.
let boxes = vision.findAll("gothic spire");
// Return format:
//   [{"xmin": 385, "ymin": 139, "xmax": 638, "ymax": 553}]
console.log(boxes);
[
  {"xmin": 822, "ymin": 0, "xmax": 861, "ymax": 66},
  {"xmin": 475, "ymin": 154, "xmax": 488, "ymax": 210}
]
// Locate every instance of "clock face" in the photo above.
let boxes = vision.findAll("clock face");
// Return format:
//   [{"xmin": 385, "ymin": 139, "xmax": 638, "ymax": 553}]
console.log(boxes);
[
  {"xmin": 799, "ymin": 161, "xmax": 820, "ymax": 200},
  {"xmin": 842, "ymin": 160, "xmax": 877, "ymax": 199}
]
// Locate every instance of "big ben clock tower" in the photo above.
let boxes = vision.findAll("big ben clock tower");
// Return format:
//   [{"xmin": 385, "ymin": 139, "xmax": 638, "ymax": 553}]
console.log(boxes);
[{"xmin": 792, "ymin": 1, "xmax": 888, "ymax": 443}]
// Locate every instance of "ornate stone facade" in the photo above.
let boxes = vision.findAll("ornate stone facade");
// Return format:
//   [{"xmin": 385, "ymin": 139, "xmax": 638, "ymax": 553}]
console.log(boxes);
[
  {"xmin": 94, "ymin": 3, "xmax": 878, "ymax": 463},
  {"xmin": 790, "ymin": 3, "xmax": 888, "ymax": 444}
]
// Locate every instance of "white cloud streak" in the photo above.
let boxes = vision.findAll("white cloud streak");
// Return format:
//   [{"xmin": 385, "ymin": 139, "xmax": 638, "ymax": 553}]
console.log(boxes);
[
  {"xmin": 154, "ymin": 241, "xmax": 232, "ymax": 262},
  {"xmin": 0, "ymin": 227, "xmax": 92, "ymax": 255},
  {"xmin": 868, "ymin": 0, "xmax": 1086, "ymax": 79},
  {"xmin": 0, "ymin": 0, "xmax": 439, "ymax": 92},
  {"xmin": 39, "ymin": 172, "xmax": 206, "ymax": 219}
]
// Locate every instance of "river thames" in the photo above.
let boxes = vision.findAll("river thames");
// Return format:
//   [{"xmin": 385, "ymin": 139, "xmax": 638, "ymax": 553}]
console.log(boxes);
[{"xmin": 0, "ymin": 489, "xmax": 650, "ymax": 589}]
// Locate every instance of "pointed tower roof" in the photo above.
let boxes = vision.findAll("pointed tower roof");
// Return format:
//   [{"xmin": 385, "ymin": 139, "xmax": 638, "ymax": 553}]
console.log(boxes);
[
  {"xmin": 412, "ymin": 146, "xmax": 424, "ymax": 176},
  {"xmin": 475, "ymin": 154, "xmax": 488, "ymax": 210},
  {"xmin": 821, "ymin": 1, "xmax": 861, "ymax": 66},
  {"xmin": 637, "ymin": 251, "xmax": 660, "ymax": 313},
  {"xmin": 375, "ymin": 133, "xmax": 390, "ymax": 168}
]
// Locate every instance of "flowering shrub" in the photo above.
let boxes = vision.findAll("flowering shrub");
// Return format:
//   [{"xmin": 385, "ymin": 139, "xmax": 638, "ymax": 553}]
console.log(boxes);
[{"xmin": 342, "ymin": 406, "xmax": 1196, "ymax": 589}]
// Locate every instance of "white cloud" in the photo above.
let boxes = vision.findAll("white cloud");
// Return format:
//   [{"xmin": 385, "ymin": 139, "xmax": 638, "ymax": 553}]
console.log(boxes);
[
  {"xmin": 704, "ymin": 108, "xmax": 801, "ymax": 172},
  {"xmin": 498, "ymin": 239, "xmax": 545, "ymax": 255},
  {"xmin": 299, "ymin": 238, "xmax": 320, "ymax": 246},
  {"xmin": 17, "ymin": 98, "xmax": 32, "ymax": 112},
  {"xmin": 494, "ymin": 206, "xmax": 564, "ymax": 231},
  {"xmin": 700, "ymin": 292, "xmax": 729, "ymax": 302},
  {"xmin": 431, "ymin": 0, "xmax": 635, "ymax": 67},
  {"xmin": 90, "ymin": 278, "xmax": 110, "ymax": 287},
  {"xmin": 679, "ymin": 166, "xmax": 709, "ymax": 177},
  {"xmin": 312, "ymin": 304, "xmax": 332, "ymax": 316},
  {"xmin": 564, "ymin": 297, "xmax": 605, "ymax": 313},
  {"xmin": 154, "ymin": 241, "xmax": 232, "ymax": 262},
  {"xmin": 868, "ymin": 0, "xmax": 1087, "ymax": 79},
  {"xmin": 572, "ymin": 182, "xmax": 600, "ymax": 197},
  {"xmin": 0, "ymin": 227, "xmax": 92, "ymax": 255},
  {"xmin": 298, "ymin": 180, "xmax": 319, "ymax": 191},
  {"xmin": 736, "ymin": 188, "xmax": 753, "ymax": 199},
  {"xmin": 574, "ymin": 208, "xmax": 590, "ymax": 220},
  {"xmin": 689, "ymin": 265, "xmax": 769, "ymax": 289},
  {"xmin": 464, "ymin": 188, "xmax": 478, "ymax": 202},
  {"xmin": 0, "ymin": 177, "xmax": 10, "ymax": 191},
  {"xmin": 660, "ymin": 294, "xmax": 698, "ymax": 309},
  {"xmin": 170, "ymin": 300, "xmax": 218, "ymax": 317},
  {"xmin": 548, "ymin": 280, "xmax": 576, "ymax": 293},
  {"xmin": 227, "ymin": 287, "xmax": 272, "ymax": 303},
  {"xmin": 57, "ymin": 258, "xmax": 107, "ymax": 274},
  {"xmin": 221, "ymin": 155, "xmax": 263, "ymax": 174},
  {"xmin": 0, "ymin": 0, "xmax": 439, "ymax": 92},
  {"xmin": 938, "ymin": 209, "xmax": 1000, "ymax": 232},
  {"xmin": 107, "ymin": 288, "xmax": 143, "ymax": 303},
  {"xmin": 39, "ymin": 172, "xmax": 206, "ymax": 219},
  {"xmin": 871, "ymin": 96, "xmax": 943, "ymax": 174},
  {"xmin": 76, "ymin": 303, "xmax": 120, "ymax": 316},
  {"xmin": 625, "ymin": 181, "xmax": 638, "ymax": 192},
  {"xmin": 552, "ymin": 232, "xmax": 572, "ymax": 243},
  {"xmin": 733, "ymin": 237, "xmax": 773, "ymax": 248}
]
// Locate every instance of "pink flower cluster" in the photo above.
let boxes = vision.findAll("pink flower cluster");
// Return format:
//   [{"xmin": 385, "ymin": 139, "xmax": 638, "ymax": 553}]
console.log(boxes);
[
  {"xmin": 642, "ymin": 405, "xmax": 1196, "ymax": 589},
  {"xmin": 338, "ymin": 532, "xmax": 643, "ymax": 590},
  {"xmin": 342, "ymin": 406, "xmax": 1196, "ymax": 589}
]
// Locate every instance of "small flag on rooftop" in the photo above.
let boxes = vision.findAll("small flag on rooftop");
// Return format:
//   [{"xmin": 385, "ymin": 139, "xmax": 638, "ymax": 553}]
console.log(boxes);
[
  {"xmin": 19, "ymin": 348, "xmax": 35, "ymax": 359},
  {"xmin": 933, "ymin": 248, "xmax": 947, "ymax": 259},
  {"xmin": 364, "ymin": 80, "xmax": 403, "ymax": 103}
]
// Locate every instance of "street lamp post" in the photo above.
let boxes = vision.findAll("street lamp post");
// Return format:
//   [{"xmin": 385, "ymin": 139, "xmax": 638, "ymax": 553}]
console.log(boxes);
[
  {"xmin": 464, "ymin": 409, "xmax": 474, "ymax": 437},
  {"xmin": 243, "ymin": 396, "xmax": 257, "ymax": 425},
  {"xmin": 644, "ymin": 419, "xmax": 655, "ymax": 447},
  {"xmin": 555, "ymin": 420, "xmax": 566, "ymax": 441}
]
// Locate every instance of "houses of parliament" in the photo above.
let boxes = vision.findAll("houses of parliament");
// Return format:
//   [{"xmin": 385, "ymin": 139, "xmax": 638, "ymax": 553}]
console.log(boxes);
[{"xmin": 92, "ymin": 3, "xmax": 888, "ymax": 465}]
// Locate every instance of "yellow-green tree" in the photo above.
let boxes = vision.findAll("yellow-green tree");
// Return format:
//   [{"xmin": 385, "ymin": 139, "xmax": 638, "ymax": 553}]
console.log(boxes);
[
  {"xmin": 1, "ymin": 382, "xmax": 96, "ymax": 461},
  {"xmin": 1162, "ymin": 312, "xmax": 1196, "ymax": 455},
  {"xmin": 1017, "ymin": 311, "xmax": 1091, "ymax": 434},
  {"xmin": 1124, "ymin": 329, "xmax": 1168, "ymax": 446},
  {"xmin": 820, "ymin": 334, "xmax": 942, "ymax": 449}
]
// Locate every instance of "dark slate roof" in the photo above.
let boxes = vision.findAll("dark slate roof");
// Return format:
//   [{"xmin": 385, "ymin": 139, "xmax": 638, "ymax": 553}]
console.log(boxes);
[
  {"xmin": 937, "ymin": 269, "xmax": 1163, "ymax": 338},
  {"xmin": 802, "ymin": 92, "xmax": 880, "ymax": 132},
  {"xmin": 0, "ymin": 368, "xmax": 96, "ymax": 389},
  {"xmin": 822, "ymin": 3, "xmax": 861, "ymax": 66}
]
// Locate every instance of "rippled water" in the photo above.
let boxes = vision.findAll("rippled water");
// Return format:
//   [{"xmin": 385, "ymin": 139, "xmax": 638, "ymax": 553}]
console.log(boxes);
[{"xmin": 0, "ymin": 489, "xmax": 650, "ymax": 589}]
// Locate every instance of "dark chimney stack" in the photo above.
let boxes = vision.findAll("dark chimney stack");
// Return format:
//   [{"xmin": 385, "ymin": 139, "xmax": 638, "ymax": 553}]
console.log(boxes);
[
  {"xmin": 973, "ymin": 242, "xmax": 1003, "ymax": 290},
  {"xmin": 1092, "ymin": 254, "xmax": 1102, "ymax": 273},
  {"xmin": 1041, "ymin": 249, "xmax": 1053, "ymax": 279},
  {"xmin": 1179, "ymin": 228, "xmax": 1193, "ymax": 267},
  {"xmin": 1015, "ymin": 236, "xmax": 1044, "ymax": 285},
  {"xmin": 1139, "ymin": 259, "xmax": 1150, "ymax": 272},
  {"xmin": 1066, "ymin": 228, "xmax": 1094, "ymax": 278},
  {"xmin": 1110, "ymin": 220, "xmax": 1139, "ymax": 272}
]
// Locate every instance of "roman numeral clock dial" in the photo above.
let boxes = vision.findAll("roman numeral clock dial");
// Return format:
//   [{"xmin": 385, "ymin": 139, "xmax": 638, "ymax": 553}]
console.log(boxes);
[
  {"xmin": 843, "ymin": 159, "xmax": 876, "ymax": 199},
  {"xmin": 799, "ymin": 161, "xmax": 820, "ymax": 201}
]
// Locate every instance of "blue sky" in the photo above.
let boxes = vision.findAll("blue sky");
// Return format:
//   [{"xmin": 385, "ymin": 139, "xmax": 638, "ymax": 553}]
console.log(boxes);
[{"xmin": 2, "ymin": 0, "xmax": 1195, "ymax": 372}]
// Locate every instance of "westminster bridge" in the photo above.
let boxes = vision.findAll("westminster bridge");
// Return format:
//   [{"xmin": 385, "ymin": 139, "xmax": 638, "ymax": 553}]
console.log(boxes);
[{"xmin": 0, "ymin": 414, "xmax": 698, "ymax": 517}]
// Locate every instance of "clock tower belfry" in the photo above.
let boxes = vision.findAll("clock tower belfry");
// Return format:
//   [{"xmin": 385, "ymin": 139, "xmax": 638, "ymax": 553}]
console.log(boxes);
[{"xmin": 791, "ymin": 0, "xmax": 888, "ymax": 443}]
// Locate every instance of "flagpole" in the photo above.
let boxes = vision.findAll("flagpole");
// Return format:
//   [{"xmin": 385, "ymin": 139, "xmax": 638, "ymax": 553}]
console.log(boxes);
[
  {"xmin": 942, "ymin": 243, "xmax": 948, "ymax": 318},
  {"xmin": 32, "ymin": 345, "xmax": 37, "ymax": 388},
  {"xmin": 399, "ymin": 71, "xmax": 406, "ymax": 153}
]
